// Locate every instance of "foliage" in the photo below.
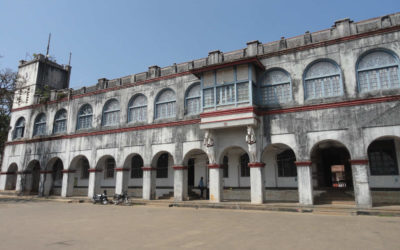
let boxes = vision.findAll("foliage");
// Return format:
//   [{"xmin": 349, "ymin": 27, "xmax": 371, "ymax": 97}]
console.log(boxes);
[
  {"xmin": 0, "ymin": 67, "xmax": 16, "ymax": 159},
  {"xmin": 36, "ymin": 85, "xmax": 51, "ymax": 103}
]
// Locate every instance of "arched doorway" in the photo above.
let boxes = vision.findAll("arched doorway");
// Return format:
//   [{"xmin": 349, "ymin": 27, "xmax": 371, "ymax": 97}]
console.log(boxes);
[
  {"xmin": 122, "ymin": 153, "xmax": 144, "ymax": 198},
  {"xmin": 183, "ymin": 149, "xmax": 209, "ymax": 199},
  {"xmin": 310, "ymin": 140, "xmax": 354, "ymax": 204},
  {"xmin": 151, "ymin": 151, "xmax": 174, "ymax": 199},
  {"xmin": 94, "ymin": 155, "xmax": 116, "ymax": 196},
  {"xmin": 68, "ymin": 155, "xmax": 90, "ymax": 197},
  {"xmin": 5, "ymin": 164, "xmax": 18, "ymax": 190},
  {"xmin": 23, "ymin": 160, "xmax": 41, "ymax": 194}
]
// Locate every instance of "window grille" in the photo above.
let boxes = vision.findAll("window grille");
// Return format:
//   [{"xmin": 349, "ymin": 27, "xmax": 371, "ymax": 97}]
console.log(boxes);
[
  {"xmin": 102, "ymin": 99, "xmax": 120, "ymax": 126},
  {"xmin": 131, "ymin": 155, "xmax": 143, "ymax": 178},
  {"xmin": 277, "ymin": 149, "xmax": 297, "ymax": 177},
  {"xmin": 128, "ymin": 94, "xmax": 147, "ymax": 123},
  {"xmin": 14, "ymin": 117, "xmax": 25, "ymax": 139},
  {"xmin": 304, "ymin": 61, "xmax": 342, "ymax": 99},
  {"xmin": 80, "ymin": 158, "xmax": 90, "ymax": 179},
  {"xmin": 216, "ymin": 84, "xmax": 235, "ymax": 105},
  {"xmin": 261, "ymin": 69, "xmax": 292, "ymax": 104},
  {"xmin": 105, "ymin": 158, "xmax": 115, "ymax": 179},
  {"xmin": 52, "ymin": 159, "xmax": 63, "ymax": 181},
  {"xmin": 53, "ymin": 109, "xmax": 67, "ymax": 134},
  {"xmin": 240, "ymin": 153, "xmax": 250, "ymax": 177},
  {"xmin": 155, "ymin": 89, "xmax": 176, "ymax": 119},
  {"xmin": 33, "ymin": 113, "xmax": 46, "ymax": 136},
  {"xmin": 357, "ymin": 51, "xmax": 400, "ymax": 92},
  {"xmin": 368, "ymin": 140, "xmax": 399, "ymax": 176},
  {"xmin": 156, "ymin": 153, "xmax": 169, "ymax": 178},
  {"xmin": 77, "ymin": 104, "xmax": 93, "ymax": 130},
  {"xmin": 203, "ymin": 88, "xmax": 214, "ymax": 107},
  {"xmin": 222, "ymin": 156, "xmax": 229, "ymax": 178},
  {"xmin": 185, "ymin": 83, "xmax": 201, "ymax": 115}
]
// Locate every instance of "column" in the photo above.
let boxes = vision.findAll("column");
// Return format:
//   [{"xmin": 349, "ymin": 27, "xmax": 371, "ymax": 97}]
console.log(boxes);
[
  {"xmin": 39, "ymin": 170, "xmax": 53, "ymax": 196},
  {"xmin": 295, "ymin": 161, "xmax": 313, "ymax": 206},
  {"xmin": 249, "ymin": 162, "xmax": 265, "ymax": 204},
  {"xmin": 208, "ymin": 164, "xmax": 222, "ymax": 202},
  {"xmin": 61, "ymin": 170, "xmax": 76, "ymax": 197},
  {"xmin": 173, "ymin": 166, "xmax": 188, "ymax": 202},
  {"xmin": 0, "ymin": 172, "xmax": 6, "ymax": 190},
  {"xmin": 350, "ymin": 159, "xmax": 372, "ymax": 208},
  {"xmin": 142, "ymin": 166, "xmax": 156, "ymax": 200},
  {"xmin": 15, "ymin": 172, "xmax": 24, "ymax": 193},
  {"xmin": 115, "ymin": 168, "xmax": 130, "ymax": 195},
  {"xmin": 87, "ymin": 169, "xmax": 102, "ymax": 198}
]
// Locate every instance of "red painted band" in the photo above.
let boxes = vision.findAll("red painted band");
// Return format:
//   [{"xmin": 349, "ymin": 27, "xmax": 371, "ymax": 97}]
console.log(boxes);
[
  {"xmin": 295, "ymin": 161, "xmax": 312, "ymax": 166},
  {"xmin": 349, "ymin": 159, "xmax": 369, "ymax": 165},
  {"xmin": 61, "ymin": 170, "xmax": 76, "ymax": 174},
  {"xmin": 115, "ymin": 168, "xmax": 130, "ymax": 172},
  {"xmin": 200, "ymin": 116, "xmax": 259, "ymax": 125},
  {"xmin": 88, "ymin": 169, "xmax": 102, "ymax": 173},
  {"xmin": 142, "ymin": 167, "xmax": 156, "ymax": 171},
  {"xmin": 0, "ymin": 172, "xmax": 16, "ymax": 175},
  {"xmin": 40, "ymin": 170, "xmax": 53, "ymax": 174},
  {"xmin": 173, "ymin": 166, "xmax": 188, "ymax": 170},
  {"xmin": 207, "ymin": 164, "xmax": 221, "ymax": 169},
  {"xmin": 248, "ymin": 162, "xmax": 265, "ymax": 168}
]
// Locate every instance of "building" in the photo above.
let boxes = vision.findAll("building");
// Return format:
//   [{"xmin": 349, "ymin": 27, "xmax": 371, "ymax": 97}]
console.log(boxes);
[{"xmin": 1, "ymin": 13, "xmax": 400, "ymax": 208}]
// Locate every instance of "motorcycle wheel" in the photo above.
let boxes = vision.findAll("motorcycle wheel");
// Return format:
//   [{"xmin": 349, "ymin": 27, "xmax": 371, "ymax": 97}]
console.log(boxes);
[
  {"xmin": 102, "ymin": 199, "xmax": 108, "ymax": 205},
  {"xmin": 124, "ymin": 199, "xmax": 131, "ymax": 206}
]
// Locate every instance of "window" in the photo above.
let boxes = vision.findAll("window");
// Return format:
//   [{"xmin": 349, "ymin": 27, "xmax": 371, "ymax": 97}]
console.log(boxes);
[
  {"xmin": 185, "ymin": 83, "xmax": 201, "ymax": 115},
  {"xmin": 277, "ymin": 149, "xmax": 297, "ymax": 177},
  {"xmin": 304, "ymin": 60, "xmax": 343, "ymax": 99},
  {"xmin": 52, "ymin": 159, "xmax": 63, "ymax": 181},
  {"xmin": 368, "ymin": 140, "xmax": 399, "ymax": 176},
  {"xmin": 357, "ymin": 50, "xmax": 400, "ymax": 92},
  {"xmin": 77, "ymin": 104, "xmax": 93, "ymax": 130},
  {"xmin": 222, "ymin": 156, "xmax": 229, "ymax": 178},
  {"xmin": 261, "ymin": 69, "xmax": 292, "ymax": 104},
  {"xmin": 13, "ymin": 117, "xmax": 25, "ymax": 139},
  {"xmin": 53, "ymin": 109, "xmax": 67, "ymax": 134},
  {"xmin": 240, "ymin": 153, "xmax": 250, "ymax": 177},
  {"xmin": 156, "ymin": 153, "xmax": 169, "ymax": 178},
  {"xmin": 131, "ymin": 155, "xmax": 143, "ymax": 178},
  {"xmin": 80, "ymin": 158, "xmax": 90, "ymax": 179},
  {"xmin": 102, "ymin": 99, "xmax": 120, "ymax": 126},
  {"xmin": 155, "ymin": 89, "xmax": 176, "ymax": 119},
  {"xmin": 128, "ymin": 94, "xmax": 147, "ymax": 123},
  {"xmin": 33, "ymin": 113, "xmax": 46, "ymax": 136},
  {"xmin": 105, "ymin": 158, "xmax": 115, "ymax": 179}
]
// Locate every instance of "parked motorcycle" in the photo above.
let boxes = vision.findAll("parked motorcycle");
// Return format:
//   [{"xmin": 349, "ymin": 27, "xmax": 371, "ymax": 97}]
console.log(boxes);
[
  {"xmin": 113, "ymin": 191, "xmax": 131, "ymax": 205},
  {"xmin": 93, "ymin": 190, "xmax": 109, "ymax": 205}
]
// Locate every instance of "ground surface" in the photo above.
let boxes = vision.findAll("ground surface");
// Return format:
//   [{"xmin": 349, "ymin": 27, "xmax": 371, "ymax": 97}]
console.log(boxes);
[{"xmin": 0, "ymin": 199, "xmax": 399, "ymax": 250}]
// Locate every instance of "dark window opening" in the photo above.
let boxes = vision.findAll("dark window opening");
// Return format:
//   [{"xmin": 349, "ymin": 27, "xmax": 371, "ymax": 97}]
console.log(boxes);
[
  {"xmin": 277, "ymin": 149, "xmax": 297, "ymax": 177},
  {"xmin": 368, "ymin": 140, "xmax": 399, "ymax": 176},
  {"xmin": 222, "ymin": 156, "xmax": 229, "ymax": 178},
  {"xmin": 240, "ymin": 153, "xmax": 250, "ymax": 177},
  {"xmin": 131, "ymin": 155, "xmax": 143, "ymax": 178},
  {"xmin": 105, "ymin": 158, "xmax": 115, "ymax": 179},
  {"xmin": 156, "ymin": 153, "xmax": 169, "ymax": 178}
]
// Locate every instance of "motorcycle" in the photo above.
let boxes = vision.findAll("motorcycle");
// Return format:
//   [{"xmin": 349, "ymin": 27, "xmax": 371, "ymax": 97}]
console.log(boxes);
[
  {"xmin": 93, "ymin": 190, "xmax": 109, "ymax": 205},
  {"xmin": 113, "ymin": 191, "xmax": 131, "ymax": 205}
]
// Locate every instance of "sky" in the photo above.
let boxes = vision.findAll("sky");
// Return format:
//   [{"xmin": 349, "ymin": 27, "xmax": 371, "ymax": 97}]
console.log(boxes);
[{"xmin": 0, "ymin": 0, "xmax": 399, "ymax": 89}]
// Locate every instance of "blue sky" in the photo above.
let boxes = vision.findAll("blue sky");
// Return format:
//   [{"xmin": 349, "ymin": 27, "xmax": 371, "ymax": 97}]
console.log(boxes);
[{"xmin": 0, "ymin": 0, "xmax": 399, "ymax": 89}]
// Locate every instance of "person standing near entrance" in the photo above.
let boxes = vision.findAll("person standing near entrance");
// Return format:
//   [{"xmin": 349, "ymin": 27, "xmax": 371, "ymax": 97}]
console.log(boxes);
[{"xmin": 198, "ymin": 177, "xmax": 205, "ymax": 199}]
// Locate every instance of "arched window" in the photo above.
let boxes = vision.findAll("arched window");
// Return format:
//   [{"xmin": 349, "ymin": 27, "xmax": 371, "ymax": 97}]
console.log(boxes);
[
  {"xmin": 13, "ymin": 117, "xmax": 25, "ymax": 139},
  {"xmin": 357, "ymin": 50, "xmax": 400, "ymax": 92},
  {"xmin": 102, "ymin": 99, "xmax": 120, "ymax": 126},
  {"xmin": 53, "ymin": 109, "xmax": 67, "ymax": 134},
  {"xmin": 261, "ymin": 69, "xmax": 292, "ymax": 104},
  {"xmin": 104, "ymin": 158, "xmax": 115, "ymax": 179},
  {"xmin": 33, "ymin": 113, "xmax": 46, "ymax": 136},
  {"xmin": 222, "ymin": 155, "xmax": 229, "ymax": 178},
  {"xmin": 277, "ymin": 149, "xmax": 297, "ymax": 177},
  {"xmin": 77, "ymin": 104, "xmax": 93, "ymax": 130},
  {"xmin": 304, "ymin": 60, "xmax": 342, "ymax": 99},
  {"xmin": 156, "ymin": 153, "xmax": 169, "ymax": 178},
  {"xmin": 128, "ymin": 94, "xmax": 147, "ymax": 123},
  {"xmin": 155, "ymin": 89, "xmax": 176, "ymax": 119},
  {"xmin": 368, "ymin": 139, "xmax": 399, "ymax": 176},
  {"xmin": 131, "ymin": 155, "xmax": 143, "ymax": 178},
  {"xmin": 240, "ymin": 153, "xmax": 250, "ymax": 177},
  {"xmin": 80, "ymin": 158, "xmax": 90, "ymax": 179},
  {"xmin": 185, "ymin": 83, "xmax": 201, "ymax": 115},
  {"xmin": 52, "ymin": 159, "xmax": 63, "ymax": 181}
]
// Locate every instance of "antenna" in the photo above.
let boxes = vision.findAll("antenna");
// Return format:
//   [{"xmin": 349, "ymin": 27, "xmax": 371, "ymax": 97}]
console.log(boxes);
[
  {"xmin": 46, "ymin": 33, "xmax": 51, "ymax": 58},
  {"xmin": 68, "ymin": 52, "xmax": 72, "ymax": 66}
]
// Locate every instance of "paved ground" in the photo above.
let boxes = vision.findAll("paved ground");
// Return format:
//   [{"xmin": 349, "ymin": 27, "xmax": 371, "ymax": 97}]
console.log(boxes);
[{"xmin": 0, "ymin": 199, "xmax": 399, "ymax": 250}]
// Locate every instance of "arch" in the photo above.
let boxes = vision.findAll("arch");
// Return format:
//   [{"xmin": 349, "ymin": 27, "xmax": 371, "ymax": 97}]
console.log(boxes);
[
  {"xmin": 33, "ymin": 113, "xmax": 46, "ymax": 136},
  {"xmin": 218, "ymin": 146, "xmax": 249, "ymax": 179},
  {"xmin": 69, "ymin": 155, "xmax": 90, "ymax": 180},
  {"xmin": 77, "ymin": 104, "xmax": 93, "ymax": 130},
  {"xmin": 356, "ymin": 48, "xmax": 400, "ymax": 93},
  {"xmin": 183, "ymin": 149, "xmax": 209, "ymax": 189},
  {"xmin": 128, "ymin": 94, "xmax": 147, "ymax": 123},
  {"xmin": 303, "ymin": 59, "xmax": 343, "ymax": 100},
  {"xmin": 5, "ymin": 163, "xmax": 18, "ymax": 190},
  {"xmin": 43, "ymin": 157, "xmax": 64, "ymax": 196},
  {"xmin": 24, "ymin": 160, "xmax": 41, "ymax": 194},
  {"xmin": 53, "ymin": 109, "xmax": 67, "ymax": 134},
  {"xmin": 367, "ymin": 136, "xmax": 400, "ymax": 176},
  {"xmin": 151, "ymin": 151, "xmax": 174, "ymax": 179},
  {"xmin": 102, "ymin": 99, "xmax": 120, "ymax": 126},
  {"xmin": 154, "ymin": 88, "xmax": 176, "ymax": 119},
  {"xmin": 185, "ymin": 82, "xmax": 201, "ymax": 115},
  {"xmin": 260, "ymin": 68, "xmax": 292, "ymax": 105},
  {"xmin": 13, "ymin": 117, "xmax": 25, "ymax": 139}
]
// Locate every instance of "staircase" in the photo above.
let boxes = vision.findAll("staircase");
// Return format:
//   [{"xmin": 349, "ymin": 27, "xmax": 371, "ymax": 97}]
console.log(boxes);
[
  {"xmin": 158, "ymin": 191, "xmax": 174, "ymax": 200},
  {"xmin": 315, "ymin": 189, "xmax": 355, "ymax": 205},
  {"xmin": 188, "ymin": 188, "xmax": 202, "ymax": 200}
]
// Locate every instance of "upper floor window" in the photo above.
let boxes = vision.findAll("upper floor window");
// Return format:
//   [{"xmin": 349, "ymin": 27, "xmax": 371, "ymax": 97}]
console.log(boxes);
[
  {"xmin": 155, "ymin": 89, "xmax": 176, "ymax": 119},
  {"xmin": 260, "ymin": 69, "xmax": 292, "ymax": 105},
  {"xmin": 53, "ymin": 109, "xmax": 67, "ymax": 134},
  {"xmin": 77, "ymin": 104, "xmax": 93, "ymax": 130},
  {"xmin": 277, "ymin": 149, "xmax": 297, "ymax": 177},
  {"xmin": 128, "ymin": 94, "xmax": 147, "ymax": 123},
  {"xmin": 240, "ymin": 153, "xmax": 250, "ymax": 177},
  {"xmin": 304, "ymin": 60, "xmax": 343, "ymax": 99},
  {"xmin": 102, "ymin": 99, "xmax": 120, "ymax": 126},
  {"xmin": 104, "ymin": 158, "xmax": 115, "ymax": 179},
  {"xmin": 33, "ymin": 113, "xmax": 46, "ymax": 136},
  {"xmin": 13, "ymin": 117, "xmax": 25, "ymax": 139},
  {"xmin": 357, "ymin": 50, "xmax": 400, "ymax": 93},
  {"xmin": 185, "ymin": 83, "xmax": 201, "ymax": 115}
]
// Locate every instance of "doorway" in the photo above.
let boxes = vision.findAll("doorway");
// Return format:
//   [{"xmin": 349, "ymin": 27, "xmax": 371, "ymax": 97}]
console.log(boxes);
[{"xmin": 188, "ymin": 158, "xmax": 195, "ymax": 187}]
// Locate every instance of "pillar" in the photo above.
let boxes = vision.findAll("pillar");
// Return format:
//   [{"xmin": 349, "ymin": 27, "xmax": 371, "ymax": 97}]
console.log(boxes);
[
  {"xmin": 88, "ymin": 169, "xmax": 102, "ymax": 198},
  {"xmin": 39, "ymin": 170, "xmax": 53, "ymax": 196},
  {"xmin": 208, "ymin": 164, "xmax": 222, "ymax": 202},
  {"xmin": 350, "ymin": 159, "xmax": 372, "ymax": 208},
  {"xmin": 0, "ymin": 173, "xmax": 6, "ymax": 190},
  {"xmin": 61, "ymin": 170, "xmax": 76, "ymax": 197},
  {"xmin": 295, "ymin": 161, "xmax": 313, "ymax": 206},
  {"xmin": 249, "ymin": 162, "xmax": 265, "ymax": 204},
  {"xmin": 142, "ymin": 166, "xmax": 156, "ymax": 200},
  {"xmin": 15, "ymin": 172, "xmax": 24, "ymax": 192},
  {"xmin": 173, "ymin": 166, "xmax": 188, "ymax": 201},
  {"xmin": 115, "ymin": 168, "xmax": 130, "ymax": 195}
]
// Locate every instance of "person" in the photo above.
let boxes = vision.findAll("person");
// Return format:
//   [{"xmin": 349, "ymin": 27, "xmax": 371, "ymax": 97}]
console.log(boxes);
[{"xmin": 198, "ymin": 177, "xmax": 205, "ymax": 199}]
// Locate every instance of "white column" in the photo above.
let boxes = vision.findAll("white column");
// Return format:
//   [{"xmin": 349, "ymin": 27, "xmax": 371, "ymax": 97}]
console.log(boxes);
[
  {"xmin": 209, "ymin": 164, "xmax": 222, "ymax": 202},
  {"xmin": 350, "ymin": 160, "xmax": 372, "ymax": 208},
  {"xmin": 173, "ymin": 166, "xmax": 188, "ymax": 202},
  {"xmin": 142, "ymin": 167, "xmax": 156, "ymax": 200},
  {"xmin": 296, "ymin": 161, "xmax": 313, "ymax": 206},
  {"xmin": 15, "ymin": 172, "xmax": 23, "ymax": 192},
  {"xmin": 39, "ymin": 171, "xmax": 53, "ymax": 196},
  {"xmin": 249, "ymin": 162, "xmax": 265, "ymax": 204},
  {"xmin": 115, "ymin": 168, "xmax": 129, "ymax": 195},
  {"xmin": 0, "ymin": 174, "xmax": 6, "ymax": 190},
  {"xmin": 88, "ymin": 169, "xmax": 101, "ymax": 198},
  {"xmin": 61, "ymin": 170, "xmax": 75, "ymax": 197}
]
